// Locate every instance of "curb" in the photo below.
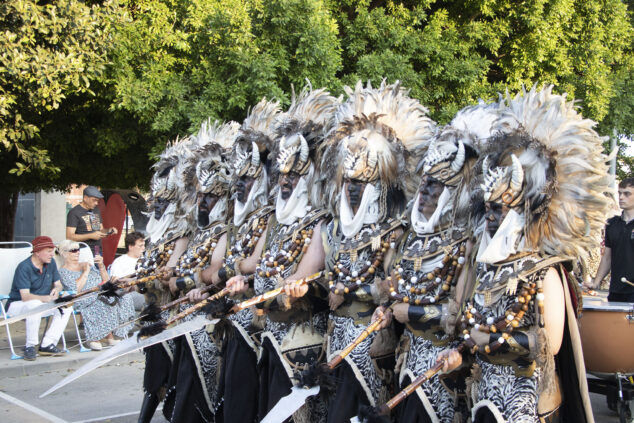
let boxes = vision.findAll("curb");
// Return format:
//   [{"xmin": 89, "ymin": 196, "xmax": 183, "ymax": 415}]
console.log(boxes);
[{"xmin": 1, "ymin": 350, "xmax": 144, "ymax": 378}]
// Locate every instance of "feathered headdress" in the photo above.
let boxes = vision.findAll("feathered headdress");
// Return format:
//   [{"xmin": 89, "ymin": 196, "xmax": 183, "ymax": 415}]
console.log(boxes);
[
  {"xmin": 478, "ymin": 85, "xmax": 612, "ymax": 258},
  {"xmin": 320, "ymin": 80, "xmax": 436, "ymax": 217},
  {"xmin": 192, "ymin": 120, "xmax": 240, "ymax": 196},
  {"xmin": 150, "ymin": 136, "xmax": 196, "ymax": 202},
  {"xmin": 273, "ymin": 84, "xmax": 340, "ymax": 206},
  {"xmin": 418, "ymin": 101, "xmax": 500, "ymax": 225},
  {"xmin": 233, "ymin": 98, "xmax": 280, "ymax": 179}
]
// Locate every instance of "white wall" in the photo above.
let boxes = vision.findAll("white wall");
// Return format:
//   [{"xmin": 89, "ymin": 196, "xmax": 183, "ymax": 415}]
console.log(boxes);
[{"xmin": 36, "ymin": 190, "xmax": 68, "ymax": 244}]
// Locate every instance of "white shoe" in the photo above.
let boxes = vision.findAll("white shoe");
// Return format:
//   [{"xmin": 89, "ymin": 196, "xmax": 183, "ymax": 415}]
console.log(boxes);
[
  {"xmin": 88, "ymin": 341, "xmax": 103, "ymax": 351},
  {"xmin": 106, "ymin": 338, "xmax": 120, "ymax": 346}
]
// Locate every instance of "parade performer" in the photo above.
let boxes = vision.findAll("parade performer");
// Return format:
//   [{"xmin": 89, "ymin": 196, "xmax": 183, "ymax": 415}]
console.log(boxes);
[
  {"xmin": 136, "ymin": 137, "xmax": 195, "ymax": 423},
  {"xmin": 254, "ymin": 86, "xmax": 339, "ymax": 422},
  {"xmin": 316, "ymin": 81, "xmax": 435, "ymax": 423},
  {"xmin": 162, "ymin": 120, "xmax": 239, "ymax": 422},
  {"xmin": 384, "ymin": 102, "xmax": 497, "ymax": 423},
  {"xmin": 439, "ymin": 86, "xmax": 609, "ymax": 423},
  {"xmin": 216, "ymin": 99, "xmax": 280, "ymax": 422}
]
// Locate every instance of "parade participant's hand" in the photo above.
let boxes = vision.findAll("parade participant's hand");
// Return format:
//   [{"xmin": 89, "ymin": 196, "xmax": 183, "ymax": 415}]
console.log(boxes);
[
  {"xmin": 226, "ymin": 276, "xmax": 248, "ymax": 296},
  {"xmin": 469, "ymin": 327, "xmax": 490, "ymax": 349},
  {"xmin": 436, "ymin": 348, "xmax": 462, "ymax": 373},
  {"xmin": 157, "ymin": 266, "xmax": 173, "ymax": 282},
  {"xmin": 328, "ymin": 283, "xmax": 345, "ymax": 311},
  {"xmin": 284, "ymin": 279, "xmax": 309, "ymax": 299},
  {"xmin": 187, "ymin": 288, "xmax": 210, "ymax": 302},
  {"xmin": 392, "ymin": 302, "xmax": 409, "ymax": 323},
  {"xmin": 371, "ymin": 306, "xmax": 392, "ymax": 329}
]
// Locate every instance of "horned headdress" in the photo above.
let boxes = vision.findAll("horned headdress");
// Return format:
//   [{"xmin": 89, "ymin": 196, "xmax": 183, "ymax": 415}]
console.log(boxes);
[
  {"xmin": 320, "ymin": 80, "xmax": 437, "ymax": 219},
  {"xmin": 417, "ymin": 100, "xmax": 500, "ymax": 226},
  {"xmin": 273, "ymin": 85, "xmax": 340, "ymax": 207},
  {"xmin": 233, "ymin": 98, "xmax": 280, "ymax": 180},
  {"xmin": 150, "ymin": 136, "xmax": 197, "ymax": 202},
  {"xmin": 478, "ymin": 85, "xmax": 612, "ymax": 259},
  {"xmin": 193, "ymin": 120, "xmax": 240, "ymax": 196}
]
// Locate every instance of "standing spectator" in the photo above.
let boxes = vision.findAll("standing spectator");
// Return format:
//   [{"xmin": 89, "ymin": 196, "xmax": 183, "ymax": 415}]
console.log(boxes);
[
  {"xmin": 110, "ymin": 232, "xmax": 146, "ymax": 310},
  {"xmin": 6, "ymin": 236, "xmax": 72, "ymax": 360},
  {"xmin": 585, "ymin": 177, "xmax": 634, "ymax": 301},
  {"xmin": 66, "ymin": 186, "xmax": 118, "ymax": 252},
  {"xmin": 58, "ymin": 240, "xmax": 134, "ymax": 350}
]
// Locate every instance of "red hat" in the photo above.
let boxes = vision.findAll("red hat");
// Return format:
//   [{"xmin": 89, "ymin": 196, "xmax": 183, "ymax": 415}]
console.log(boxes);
[{"xmin": 31, "ymin": 236, "xmax": 55, "ymax": 252}]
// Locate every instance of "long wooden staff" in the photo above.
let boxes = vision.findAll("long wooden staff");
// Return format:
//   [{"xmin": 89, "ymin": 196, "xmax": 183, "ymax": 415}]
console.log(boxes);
[
  {"xmin": 229, "ymin": 272, "xmax": 323, "ymax": 313},
  {"xmin": 327, "ymin": 303, "xmax": 395, "ymax": 369},
  {"xmin": 137, "ymin": 287, "xmax": 231, "ymax": 338},
  {"xmin": 367, "ymin": 343, "xmax": 467, "ymax": 418}
]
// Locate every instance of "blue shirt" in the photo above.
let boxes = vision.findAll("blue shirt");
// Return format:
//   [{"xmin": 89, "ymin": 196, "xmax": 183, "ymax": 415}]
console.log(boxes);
[{"xmin": 7, "ymin": 257, "xmax": 61, "ymax": 307}]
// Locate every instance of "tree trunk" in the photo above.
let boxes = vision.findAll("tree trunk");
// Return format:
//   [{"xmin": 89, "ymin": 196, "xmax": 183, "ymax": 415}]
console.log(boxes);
[{"xmin": 0, "ymin": 191, "xmax": 19, "ymax": 241}]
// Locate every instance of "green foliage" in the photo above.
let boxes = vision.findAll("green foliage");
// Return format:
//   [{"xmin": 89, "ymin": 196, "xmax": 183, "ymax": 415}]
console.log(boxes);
[
  {"xmin": 0, "ymin": 0, "xmax": 119, "ymax": 176},
  {"xmin": 109, "ymin": 0, "xmax": 342, "ymax": 140},
  {"xmin": 2, "ymin": 0, "xmax": 634, "ymax": 194}
]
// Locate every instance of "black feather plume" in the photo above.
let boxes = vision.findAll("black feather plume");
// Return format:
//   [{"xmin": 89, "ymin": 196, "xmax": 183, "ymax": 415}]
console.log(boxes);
[
  {"xmin": 99, "ymin": 281, "xmax": 122, "ymax": 298},
  {"xmin": 356, "ymin": 405, "xmax": 390, "ymax": 423},
  {"xmin": 202, "ymin": 297, "xmax": 233, "ymax": 317},
  {"xmin": 294, "ymin": 363, "xmax": 338, "ymax": 391},
  {"xmin": 140, "ymin": 303, "xmax": 162, "ymax": 322},
  {"xmin": 55, "ymin": 295, "xmax": 74, "ymax": 303},
  {"xmin": 137, "ymin": 321, "xmax": 167, "ymax": 340}
]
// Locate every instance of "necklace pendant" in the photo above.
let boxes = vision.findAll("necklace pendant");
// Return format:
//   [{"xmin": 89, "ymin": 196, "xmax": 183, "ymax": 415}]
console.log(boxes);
[
  {"xmin": 505, "ymin": 277, "xmax": 519, "ymax": 295},
  {"xmin": 413, "ymin": 257, "xmax": 423, "ymax": 272},
  {"xmin": 371, "ymin": 235, "xmax": 381, "ymax": 251},
  {"xmin": 484, "ymin": 291, "xmax": 493, "ymax": 307},
  {"xmin": 349, "ymin": 249, "xmax": 358, "ymax": 262}
]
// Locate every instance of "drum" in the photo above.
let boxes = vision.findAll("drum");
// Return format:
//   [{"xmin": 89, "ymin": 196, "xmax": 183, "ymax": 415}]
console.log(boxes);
[{"xmin": 579, "ymin": 293, "xmax": 634, "ymax": 374}]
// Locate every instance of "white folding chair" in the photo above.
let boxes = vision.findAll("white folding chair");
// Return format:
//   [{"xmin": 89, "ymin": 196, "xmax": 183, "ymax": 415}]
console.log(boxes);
[
  {"xmin": 1, "ymin": 242, "xmax": 74, "ymax": 358},
  {"xmin": 0, "ymin": 242, "xmax": 32, "ymax": 359}
]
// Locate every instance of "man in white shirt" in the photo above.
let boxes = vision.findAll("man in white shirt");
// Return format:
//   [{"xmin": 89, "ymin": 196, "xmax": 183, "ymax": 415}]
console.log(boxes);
[{"xmin": 109, "ymin": 232, "xmax": 146, "ymax": 310}]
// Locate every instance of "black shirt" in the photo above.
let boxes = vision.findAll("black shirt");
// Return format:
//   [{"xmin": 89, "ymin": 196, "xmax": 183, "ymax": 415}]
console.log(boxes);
[
  {"xmin": 605, "ymin": 214, "xmax": 634, "ymax": 295},
  {"xmin": 66, "ymin": 204, "xmax": 102, "ymax": 250}
]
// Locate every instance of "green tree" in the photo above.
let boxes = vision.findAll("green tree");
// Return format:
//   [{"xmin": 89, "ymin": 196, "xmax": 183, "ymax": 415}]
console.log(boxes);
[{"xmin": 0, "ymin": 0, "xmax": 153, "ymax": 241}]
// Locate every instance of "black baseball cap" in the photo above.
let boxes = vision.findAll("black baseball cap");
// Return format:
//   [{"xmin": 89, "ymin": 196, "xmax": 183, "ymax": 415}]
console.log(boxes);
[{"xmin": 83, "ymin": 186, "xmax": 104, "ymax": 199}]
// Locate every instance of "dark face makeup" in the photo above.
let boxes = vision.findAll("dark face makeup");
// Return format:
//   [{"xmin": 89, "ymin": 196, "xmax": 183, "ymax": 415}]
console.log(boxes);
[
  {"xmin": 197, "ymin": 192, "xmax": 220, "ymax": 227},
  {"xmin": 344, "ymin": 179, "xmax": 367, "ymax": 214},
  {"xmin": 485, "ymin": 202, "xmax": 509, "ymax": 237},
  {"xmin": 236, "ymin": 175, "xmax": 255, "ymax": 203},
  {"xmin": 279, "ymin": 172, "xmax": 301, "ymax": 200},
  {"xmin": 418, "ymin": 176, "xmax": 444, "ymax": 219},
  {"xmin": 153, "ymin": 197, "xmax": 170, "ymax": 220}
]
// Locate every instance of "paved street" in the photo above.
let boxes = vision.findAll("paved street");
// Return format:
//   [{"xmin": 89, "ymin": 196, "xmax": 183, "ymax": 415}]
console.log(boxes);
[{"xmin": 0, "ymin": 321, "xmax": 629, "ymax": 422}]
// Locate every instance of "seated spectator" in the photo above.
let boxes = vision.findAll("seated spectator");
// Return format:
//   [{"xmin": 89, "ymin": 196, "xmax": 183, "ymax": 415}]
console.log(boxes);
[
  {"xmin": 57, "ymin": 240, "xmax": 134, "ymax": 350},
  {"xmin": 109, "ymin": 232, "xmax": 146, "ymax": 310},
  {"xmin": 6, "ymin": 236, "xmax": 72, "ymax": 361}
]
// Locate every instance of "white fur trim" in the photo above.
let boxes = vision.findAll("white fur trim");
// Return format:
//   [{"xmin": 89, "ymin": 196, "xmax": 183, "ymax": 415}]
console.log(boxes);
[{"xmin": 472, "ymin": 399, "xmax": 507, "ymax": 423}]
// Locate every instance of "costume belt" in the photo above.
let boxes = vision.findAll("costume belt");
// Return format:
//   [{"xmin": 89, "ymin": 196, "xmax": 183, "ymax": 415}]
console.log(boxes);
[{"xmin": 333, "ymin": 300, "xmax": 375, "ymax": 325}]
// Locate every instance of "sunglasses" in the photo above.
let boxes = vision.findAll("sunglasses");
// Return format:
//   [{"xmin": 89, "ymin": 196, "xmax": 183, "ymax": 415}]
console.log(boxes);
[{"xmin": 67, "ymin": 248, "xmax": 80, "ymax": 253}]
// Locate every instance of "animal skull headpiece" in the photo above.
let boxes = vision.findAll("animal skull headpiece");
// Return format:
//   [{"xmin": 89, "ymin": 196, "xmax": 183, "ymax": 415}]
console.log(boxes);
[
  {"xmin": 234, "ymin": 98, "xmax": 280, "ymax": 179},
  {"xmin": 151, "ymin": 136, "xmax": 195, "ymax": 201},
  {"xmin": 478, "ymin": 85, "xmax": 612, "ymax": 259},
  {"xmin": 275, "ymin": 85, "xmax": 339, "ymax": 177},
  {"xmin": 193, "ymin": 120, "xmax": 240, "ymax": 196},
  {"xmin": 320, "ymin": 80, "xmax": 436, "ymax": 216}
]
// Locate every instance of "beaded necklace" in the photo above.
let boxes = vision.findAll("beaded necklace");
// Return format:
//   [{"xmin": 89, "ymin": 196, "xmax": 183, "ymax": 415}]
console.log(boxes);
[
  {"xmin": 175, "ymin": 236, "xmax": 220, "ymax": 278},
  {"xmin": 229, "ymin": 215, "xmax": 267, "ymax": 259},
  {"xmin": 136, "ymin": 241, "xmax": 175, "ymax": 278},
  {"xmin": 459, "ymin": 271, "xmax": 545, "ymax": 355},
  {"xmin": 258, "ymin": 227, "xmax": 313, "ymax": 279},
  {"xmin": 328, "ymin": 230, "xmax": 399, "ymax": 295},
  {"xmin": 388, "ymin": 242, "xmax": 466, "ymax": 305}
]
